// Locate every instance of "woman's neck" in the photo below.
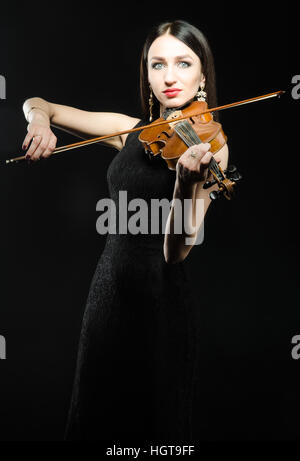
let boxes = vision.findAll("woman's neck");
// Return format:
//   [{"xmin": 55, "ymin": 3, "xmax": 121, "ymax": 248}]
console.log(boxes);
[{"xmin": 159, "ymin": 97, "xmax": 195, "ymax": 118}]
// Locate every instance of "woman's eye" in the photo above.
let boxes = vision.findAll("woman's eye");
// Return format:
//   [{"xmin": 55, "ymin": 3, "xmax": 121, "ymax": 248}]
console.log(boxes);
[
  {"xmin": 152, "ymin": 62, "xmax": 164, "ymax": 70},
  {"xmin": 178, "ymin": 61, "xmax": 190, "ymax": 68}
]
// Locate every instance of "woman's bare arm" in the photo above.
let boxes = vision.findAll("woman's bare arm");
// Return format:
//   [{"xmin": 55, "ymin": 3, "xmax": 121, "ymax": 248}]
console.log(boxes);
[
  {"xmin": 163, "ymin": 143, "xmax": 229, "ymax": 264},
  {"xmin": 22, "ymin": 97, "xmax": 140, "ymax": 159}
]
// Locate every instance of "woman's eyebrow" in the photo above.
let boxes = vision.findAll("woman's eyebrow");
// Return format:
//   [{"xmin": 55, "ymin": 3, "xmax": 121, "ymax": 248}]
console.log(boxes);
[{"xmin": 150, "ymin": 54, "xmax": 193, "ymax": 61}]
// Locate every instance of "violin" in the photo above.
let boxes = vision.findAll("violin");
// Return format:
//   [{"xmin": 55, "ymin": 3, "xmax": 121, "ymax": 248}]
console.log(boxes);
[
  {"xmin": 139, "ymin": 99, "xmax": 239, "ymax": 200},
  {"xmin": 3, "ymin": 91, "xmax": 285, "ymax": 199}
]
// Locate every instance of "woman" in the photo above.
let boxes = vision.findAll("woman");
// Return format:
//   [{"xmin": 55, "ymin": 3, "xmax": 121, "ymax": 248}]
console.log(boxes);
[{"xmin": 22, "ymin": 20, "xmax": 228, "ymax": 442}]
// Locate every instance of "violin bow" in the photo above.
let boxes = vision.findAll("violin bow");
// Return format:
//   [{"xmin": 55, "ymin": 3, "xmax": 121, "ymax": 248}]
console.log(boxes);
[{"xmin": 3, "ymin": 90, "xmax": 285, "ymax": 165}]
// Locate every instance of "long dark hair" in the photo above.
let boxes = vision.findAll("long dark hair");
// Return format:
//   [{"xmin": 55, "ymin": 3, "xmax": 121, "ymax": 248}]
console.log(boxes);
[{"xmin": 139, "ymin": 20, "xmax": 218, "ymax": 121}]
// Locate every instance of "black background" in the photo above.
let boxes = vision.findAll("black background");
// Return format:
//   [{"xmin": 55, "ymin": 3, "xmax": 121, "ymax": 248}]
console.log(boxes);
[{"xmin": 0, "ymin": 1, "xmax": 297, "ymax": 443}]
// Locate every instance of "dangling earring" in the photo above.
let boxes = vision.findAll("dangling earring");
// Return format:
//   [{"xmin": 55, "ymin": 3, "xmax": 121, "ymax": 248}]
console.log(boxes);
[
  {"xmin": 149, "ymin": 86, "xmax": 154, "ymax": 122},
  {"xmin": 196, "ymin": 82, "xmax": 207, "ymax": 102}
]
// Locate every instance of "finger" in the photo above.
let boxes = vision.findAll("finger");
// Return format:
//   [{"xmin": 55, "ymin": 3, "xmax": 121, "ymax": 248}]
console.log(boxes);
[
  {"xmin": 41, "ymin": 143, "xmax": 56, "ymax": 158},
  {"xmin": 198, "ymin": 142, "xmax": 211, "ymax": 154},
  {"xmin": 190, "ymin": 143, "xmax": 211, "ymax": 160},
  {"xmin": 30, "ymin": 137, "xmax": 50, "ymax": 160},
  {"xmin": 25, "ymin": 136, "xmax": 42, "ymax": 158},
  {"xmin": 22, "ymin": 132, "xmax": 34, "ymax": 150},
  {"xmin": 201, "ymin": 151, "xmax": 213, "ymax": 166}
]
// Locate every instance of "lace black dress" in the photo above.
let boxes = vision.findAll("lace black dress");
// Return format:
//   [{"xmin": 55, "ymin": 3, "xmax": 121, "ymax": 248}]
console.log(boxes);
[{"xmin": 64, "ymin": 121, "xmax": 198, "ymax": 442}]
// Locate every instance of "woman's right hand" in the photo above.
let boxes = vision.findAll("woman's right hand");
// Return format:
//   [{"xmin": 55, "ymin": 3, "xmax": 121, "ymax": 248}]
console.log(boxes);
[{"xmin": 22, "ymin": 121, "xmax": 57, "ymax": 161}]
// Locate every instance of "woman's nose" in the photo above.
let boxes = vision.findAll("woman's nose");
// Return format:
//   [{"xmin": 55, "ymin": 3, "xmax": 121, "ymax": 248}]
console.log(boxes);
[{"xmin": 164, "ymin": 66, "xmax": 177, "ymax": 85}]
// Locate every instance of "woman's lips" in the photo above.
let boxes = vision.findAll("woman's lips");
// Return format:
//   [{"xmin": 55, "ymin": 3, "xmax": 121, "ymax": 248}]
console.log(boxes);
[{"xmin": 163, "ymin": 89, "xmax": 182, "ymax": 98}]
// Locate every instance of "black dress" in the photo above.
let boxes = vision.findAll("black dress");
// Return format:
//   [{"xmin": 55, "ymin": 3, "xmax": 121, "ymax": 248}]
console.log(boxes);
[{"xmin": 64, "ymin": 121, "xmax": 198, "ymax": 442}]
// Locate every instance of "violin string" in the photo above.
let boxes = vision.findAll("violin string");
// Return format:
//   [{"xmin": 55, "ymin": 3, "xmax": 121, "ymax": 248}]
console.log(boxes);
[
  {"xmin": 174, "ymin": 121, "xmax": 199, "ymax": 146},
  {"xmin": 180, "ymin": 121, "xmax": 201, "ymax": 145},
  {"xmin": 174, "ymin": 121, "xmax": 225, "ymax": 181}
]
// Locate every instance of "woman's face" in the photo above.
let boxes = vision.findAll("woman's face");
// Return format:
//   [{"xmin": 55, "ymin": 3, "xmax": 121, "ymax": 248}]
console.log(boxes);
[{"xmin": 147, "ymin": 33, "xmax": 205, "ymax": 114}]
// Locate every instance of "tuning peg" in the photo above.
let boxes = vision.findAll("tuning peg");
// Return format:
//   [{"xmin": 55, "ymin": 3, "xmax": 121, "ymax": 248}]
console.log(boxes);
[
  {"xmin": 225, "ymin": 164, "xmax": 242, "ymax": 182},
  {"xmin": 225, "ymin": 164, "xmax": 237, "ymax": 174},
  {"xmin": 203, "ymin": 179, "xmax": 218, "ymax": 189},
  {"xmin": 230, "ymin": 171, "xmax": 242, "ymax": 181},
  {"xmin": 209, "ymin": 189, "xmax": 223, "ymax": 200}
]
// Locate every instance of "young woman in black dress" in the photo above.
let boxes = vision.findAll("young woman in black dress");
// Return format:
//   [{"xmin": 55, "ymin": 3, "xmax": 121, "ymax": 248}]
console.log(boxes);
[{"xmin": 22, "ymin": 20, "xmax": 228, "ymax": 442}]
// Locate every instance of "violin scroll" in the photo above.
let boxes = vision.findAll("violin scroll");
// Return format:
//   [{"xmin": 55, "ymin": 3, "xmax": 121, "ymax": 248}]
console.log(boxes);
[{"xmin": 204, "ymin": 163, "xmax": 242, "ymax": 200}]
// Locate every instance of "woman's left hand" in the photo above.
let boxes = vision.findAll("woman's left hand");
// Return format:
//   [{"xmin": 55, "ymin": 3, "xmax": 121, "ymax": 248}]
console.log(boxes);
[{"xmin": 176, "ymin": 142, "xmax": 217, "ymax": 187}]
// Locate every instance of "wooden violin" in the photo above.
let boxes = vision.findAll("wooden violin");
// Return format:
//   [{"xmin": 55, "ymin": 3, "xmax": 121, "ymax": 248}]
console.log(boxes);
[{"xmin": 138, "ymin": 99, "xmax": 239, "ymax": 200}]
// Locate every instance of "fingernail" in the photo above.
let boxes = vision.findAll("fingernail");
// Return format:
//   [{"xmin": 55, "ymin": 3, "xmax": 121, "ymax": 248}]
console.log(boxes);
[{"xmin": 22, "ymin": 145, "xmax": 27, "ymax": 150}]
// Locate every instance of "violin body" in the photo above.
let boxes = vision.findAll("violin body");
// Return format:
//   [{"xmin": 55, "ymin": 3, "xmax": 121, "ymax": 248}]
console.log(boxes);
[{"xmin": 138, "ymin": 101, "xmax": 227, "ymax": 170}]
